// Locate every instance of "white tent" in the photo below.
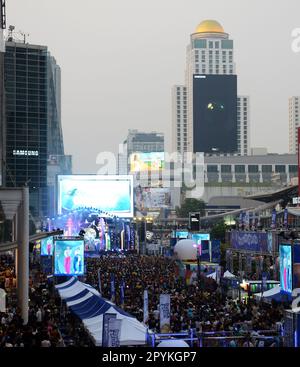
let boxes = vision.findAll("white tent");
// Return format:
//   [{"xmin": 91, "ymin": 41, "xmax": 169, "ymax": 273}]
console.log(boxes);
[
  {"xmin": 223, "ymin": 271, "xmax": 236, "ymax": 278},
  {"xmin": 56, "ymin": 278, "xmax": 148, "ymax": 346},
  {"xmin": 206, "ymin": 272, "xmax": 216, "ymax": 280},
  {"xmin": 253, "ymin": 285, "xmax": 281, "ymax": 302}
]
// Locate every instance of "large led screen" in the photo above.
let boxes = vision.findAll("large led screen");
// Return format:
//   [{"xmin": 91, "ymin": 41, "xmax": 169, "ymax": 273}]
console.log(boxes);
[
  {"xmin": 41, "ymin": 236, "xmax": 54, "ymax": 256},
  {"xmin": 58, "ymin": 175, "xmax": 133, "ymax": 217},
  {"xmin": 191, "ymin": 233, "xmax": 210, "ymax": 244},
  {"xmin": 130, "ymin": 152, "xmax": 164, "ymax": 172},
  {"xmin": 293, "ymin": 244, "xmax": 300, "ymax": 290},
  {"xmin": 54, "ymin": 239, "xmax": 85, "ymax": 276},
  {"xmin": 279, "ymin": 244, "xmax": 292, "ymax": 294},
  {"xmin": 193, "ymin": 74, "xmax": 237, "ymax": 153}
]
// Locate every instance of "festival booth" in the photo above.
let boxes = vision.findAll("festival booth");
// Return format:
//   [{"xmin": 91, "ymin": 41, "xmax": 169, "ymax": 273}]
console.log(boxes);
[{"xmin": 55, "ymin": 278, "xmax": 148, "ymax": 346}]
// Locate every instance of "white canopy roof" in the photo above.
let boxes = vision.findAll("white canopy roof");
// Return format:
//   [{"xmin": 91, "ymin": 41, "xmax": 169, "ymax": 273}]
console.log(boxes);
[{"xmin": 55, "ymin": 277, "xmax": 147, "ymax": 346}]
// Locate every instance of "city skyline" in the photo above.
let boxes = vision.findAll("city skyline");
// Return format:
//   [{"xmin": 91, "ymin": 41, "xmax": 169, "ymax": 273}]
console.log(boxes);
[{"xmin": 7, "ymin": 0, "xmax": 300, "ymax": 172}]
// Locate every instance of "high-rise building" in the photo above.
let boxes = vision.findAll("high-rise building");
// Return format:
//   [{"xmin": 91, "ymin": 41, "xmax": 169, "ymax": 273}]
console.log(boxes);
[
  {"xmin": 172, "ymin": 85, "xmax": 187, "ymax": 156},
  {"xmin": 3, "ymin": 39, "xmax": 70, "ymax": 218},
  {"xmin": 289, "ymin": 96, "xmax": 300, "ymax": 154},
  {"xmin": 237, "ymin": 96, "xmax": 250, "ymax": 156},
  {"xmin": 172, "ymin": 20, "xmax": 250, "ymax": 156}
]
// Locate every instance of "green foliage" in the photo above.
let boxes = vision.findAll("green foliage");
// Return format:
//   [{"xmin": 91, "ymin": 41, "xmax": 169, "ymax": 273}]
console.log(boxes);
[
  {"xmin": 175, "ymin": 198, "xmax": 206, "ymax": 218},
  {"xmin": 210, "ymin": 221, "xmax": 227, "ymax": 242}
]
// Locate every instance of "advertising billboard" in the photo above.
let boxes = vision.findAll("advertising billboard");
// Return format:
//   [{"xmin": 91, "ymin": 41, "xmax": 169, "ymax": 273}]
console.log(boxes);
[
  {"xmin": 135, "ymin": 187, "xmax": 171, "ymax": 211},
  {"xmin": 40, "ymin": 236, "xmax": 54, "ymax": 256},
  {"xmin": 174, "ymin": 231, "xmax": 189, "ymax": 239},
  {"xmin": 54, "ymin": 239, "xmax": 85, "ymax": 276},
  {"xmin": 211, "ymin": 240, "xmax": 221, "ymax": 264},
  {"xmin": 191, "ymin": 233, "xmax": 210, "ymax": 243},
  {"xmin": 279, "ymin": 244, "xmax": 292, "ymax": 294},
  {"xmin": 58, "ymin": 175, "xmax": 133, "ymax": 217},
  {"xmin": 130, "ymin": 152, "xmax": 164, "ymax": 172},
  {"xmin": 293, "ymin": 244, "xmax": 300, "ymax": 290}
]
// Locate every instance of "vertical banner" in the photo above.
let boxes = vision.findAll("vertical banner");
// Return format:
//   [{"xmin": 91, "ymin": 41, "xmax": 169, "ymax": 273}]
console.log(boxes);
[
  {"xmin": 262, "ymin": 272, "xmax": 268, "ymax": 293},
  {"xmin": 230, "ymin": 253, "xmax": 234, "ymax": 273},
  {"xmin": 0, "ymin": 289, "xmax": 6, "ymax": 312},
  {"xmin": 298, "ymin": 127, "xmax": 300, "ymax": 204},
  {"xmin": 110, "ymin": 274, "xmax": 115, "ymax": 302},
  {"xmin": 226, "ymin": 250, "xmax": 230, "ymax": 270},
  {"xmin": 216, "ymin": 266, "xmax": 221, "ymax": 285},
  {"xmin": 102, "ymin": 313, "xmax": 116, "ymax": 347},
  {"xmin": 271, "ymin": 209, "xmax": 277, "ymax": 229},
  {"xmin": 108, "ymin": 319, "xmax": 122, "ymax": 347},
  {"xmin": 239, "ymin": 212, "xmax": 243, "ymax": 229},
  {"xmin": 284, "ymin": 208, "xmax": 288, "ymax": 229},
  {"xmin": 211, "ymin": 240, "xmax": 221, "ymax": 264},
  {"xmin": 255, "ymin": 258, "xmax": 260, "ymax": 278},
  {"xmin": 120, "ymin": 279, "xmax": 125, "ymax": 306},
  {"xmin": 98, "ymin": 268, "xmax": 102, "ymax": 296},
  {"xmin": 159, "ymin": 294, "xmax": 171, "ymax": 333},
  {"xmin": 244, "ymin": 212, "xmax": 250, "ymax": 230},
  {"xmin": 238, "ymin": 253, "xmax": 242, "ymax": 273},
  {"xmin": 143, "ymin": 290, "xmax": 149, "ymax": 324},
  {"xmin": 246, "ymin": 255, "xmax": 252, "ymax": 273}
]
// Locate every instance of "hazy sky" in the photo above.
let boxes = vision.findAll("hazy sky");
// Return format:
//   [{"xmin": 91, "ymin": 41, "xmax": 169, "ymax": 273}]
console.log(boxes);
[{"xmin": 7, "ymin": 0, "xmax": 300, "ymax": 173}]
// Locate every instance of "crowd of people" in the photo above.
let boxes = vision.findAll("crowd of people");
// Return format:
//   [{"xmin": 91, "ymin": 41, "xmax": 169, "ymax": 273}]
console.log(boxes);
[
  {"xmin": 85, "ymin": 254, "xmax": 284, "ymax": 346},
  {"xmin": 0, "ymin": 251, "xmax": 285, "ymax": 347}
]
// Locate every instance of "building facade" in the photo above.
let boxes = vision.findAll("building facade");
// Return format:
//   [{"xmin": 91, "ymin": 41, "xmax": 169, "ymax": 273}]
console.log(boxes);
[
  {"xmin": 289, "ymin": 96, "xmax": 300, "ymax": 154},
  {"xmin": 3, "ymin": 40, "xmax": 70, "ymax": 219},
  {"xmin": 172, "ymin": 20, "xmax": 250, "ymax": 156}
]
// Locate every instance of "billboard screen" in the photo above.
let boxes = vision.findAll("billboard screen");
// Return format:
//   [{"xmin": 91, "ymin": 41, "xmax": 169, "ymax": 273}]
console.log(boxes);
[
  {"xmin": 279, "ymin": 244, "xmax": 292, "ymax": 294},
  {"xmin": 41, "ymin": 236, "xmax": 54, "ymax": 256},
  {"xmin": 193, "ymin": 74, "xmax": 237, "ymax": 153},
  {"xmin": 293, "ymin": 244, "xmax": 300, "ymax": 290},
  {"xmin": 230, "ymin": 231, "xmax": 269, "ymax": 253},
  {"xmin": 191, "ymin": 233, "xmax": 210, "ymax": 243},
  {"xmin": 54, "ymin": 239, "xmax": 85, "ymax": 276},
  {"xmin": 135, "ymin": 187, "xmax": 171, "ymax": 211},
  {"xmin": 58, "ymin": 175, "xmax": 133, "ymax": 217},
  {"xmin": 130, "ymin": 152, "xmax": 164, "ymax": 172},
  {"xmin": 174, "ymin": 231, "xmax": 189, "ymax": 239}
]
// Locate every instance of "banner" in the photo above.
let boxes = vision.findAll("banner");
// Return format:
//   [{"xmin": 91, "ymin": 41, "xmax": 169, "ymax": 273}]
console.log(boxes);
[
  {"xmin": 238, "ymin": 253, "xmax": 243, "ymax": 272},
  {"xmin": 261, "ymin": 272, "xmax": 268, "ymax": 293},
  {"xmin": 211, "ymin": 240, "xmax": 221, "ymax": 263},
  {"xmin": 244, "ymin": 212, "xmax": 250, "ymax": 229},
  {"xmin": 226, "ymin": 250, "xmax": 230, "ymax": 270},
  {"xmin": 271, "ymin": 209, "xmax": 277, "ymax": 229},
  {"xmin": 108, "ymin": 319, "xmax": 122, "ymax": 347},
  {"xmin": 284, "ymin": 208, "xmax": 288, "ymax": 229},
  {"xmin": 239, "ymin": 212, "xmax": 244, "ymax": 228},
  {"xmin": 200, "ymin": 240, "xmax": 210, "ymax": 262},
  {"xmin": 110, "ymin": 274, "xmax": 115, "ymax": 302},
  {"xmin": 120, "ymin": 280, "xmax": 125, "ymax": 306},
  {"xmin": 102, "ymin": 313, "xmax": 117, "ymax": 347},
  {"xmin": 216, "ymin": 266, "xmax": 222, "ymax": 285},
  {"xmin": 143, "ymin": 290, "xmax": 149, "ymax": 324},
  {"xmin": 230, "ymin": 231, "xmax": 270, "ymax": 253},
  {"xmin": 159, "ymin": 294, "xmax": 171, "ymax": 333},
  {"xmin": 246, "ymin": 254, "xmax": 252, "ymax": 273},
  {"xmin": 0, "ymin": 288, "xmax": 6, "ymax": 312}
]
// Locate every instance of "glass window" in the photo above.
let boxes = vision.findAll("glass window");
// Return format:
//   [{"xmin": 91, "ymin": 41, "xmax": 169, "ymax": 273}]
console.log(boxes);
[
  {"xmin": 207, "ymin": 165, "xmax": 218, "ymax": 173},
  {"xmin": 235, "ymin": 165, "xmax": 245, "ymax": 173},
  {"xmin": 221, "ymin": 165, "xmax": 231, "ymax": 173},
  {"xmin": 248, "ymin": 165, "xmax": 259, "ymax": 173},
  {"xmin": 262, "ymin": 165, "xmax": 272, "ymax": 173},
  {"xmin": 275, "ymin": 165, "xmax": 285, "ymax": 173}
]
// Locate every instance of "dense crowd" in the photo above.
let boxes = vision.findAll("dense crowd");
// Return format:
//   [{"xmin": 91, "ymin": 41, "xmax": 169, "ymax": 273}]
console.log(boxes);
[
  {"xmin": 0, "ymin": 252, "xmax": 285, "ymax": 347},
  {"xmin": 86, "ymin": 254, "xmax": 284, "ymax": 345}
]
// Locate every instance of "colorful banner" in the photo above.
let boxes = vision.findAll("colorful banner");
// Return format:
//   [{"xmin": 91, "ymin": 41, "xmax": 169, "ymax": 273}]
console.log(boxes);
[
  {"xmin": 159, "ymin": 294, "xmax": 171, "ymax": 333},
  {"xmin": 102, "ymin": 313, "xmax": 116, "ymax": 347},
  {"xmin": 230, "ymin": 231, "xmax": 270, "ymax": 253},
  {"xmin": 120, "ymin": 279, "xmax": 125, "ymax": 305},
  {"xmin": 284, "ymin": 208, "xmax": 288, "ymax": 229},
  {"xmin": 271, "ymin": 209, "xmax": 277, "ymax": 229},
  {"xmin": 211, "ymin": 240, "xmax": 221, "ymax": 263},
  {"xmin": 108, "ymin": 319, "xmax": 122, "ymax": 347},
  {"xmin": 111, "ymin": 274, "xmax": 115, "ymax": 302},
  {"xmin": 280, "ymin": 244, "xmax": 292, "ymax": 294},
  {"xmin": 199, "ymin": 240, "xmax": 210, "ymax": 262},
  {"xmin": 143, "ymin": 290, "xmax": 149, "ymax": 324},
  {"xmin": 293, "ymin": 244, "xmax": 300, "ymax": 289}
]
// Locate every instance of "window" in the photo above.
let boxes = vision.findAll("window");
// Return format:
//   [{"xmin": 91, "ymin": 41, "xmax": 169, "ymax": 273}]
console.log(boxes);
[
  {"xmin": 207, "ymin": 165, "xmax": 218, "ymax": 173},
  {"xmin": 235, "ymin": 165, "xmax": 245, "ymax": 173},
  {"xmin": 262, "ymin": 165, "xmax": 272, "ymax": 173},
  {"xmin": 221, "ymin": 165, "xmax": 231, "ymax": 173},
  {"xmin": 248, "ymin": 165, "xmax": 259, "ymax": 173},
  {"xmin": 275, "ymin": 165, "xmax": 285, "ymax": 173}
]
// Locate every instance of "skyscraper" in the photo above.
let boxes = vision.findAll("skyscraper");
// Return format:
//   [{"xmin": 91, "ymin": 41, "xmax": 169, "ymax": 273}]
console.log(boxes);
[
  {"xmin": 289, "ymin": 96, "xmax": 300, "ymax": 154},
  {"xmin": 172, "ymin": 20, "xmax": 250, "ymax": 156},
  {"xmin": 3, "ymin": 38, "xmax": 70, "ymax": 218}
]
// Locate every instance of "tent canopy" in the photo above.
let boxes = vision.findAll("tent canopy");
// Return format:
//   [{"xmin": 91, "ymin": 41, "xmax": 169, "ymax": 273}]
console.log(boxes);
[
  {"xmin": 223, "ymin": 271, "xmax": 236, "ymax": 278},
  {"xmin": 55, "ymin": 277, "xmax": 147, "ymax": 346}
]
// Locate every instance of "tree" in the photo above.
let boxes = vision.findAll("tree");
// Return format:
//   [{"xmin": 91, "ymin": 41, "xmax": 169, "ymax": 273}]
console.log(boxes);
[
  {"xmin": 210, "ymin": 221, "xmax": 227, "ymax": 243},
  {"xmin": 175, "ymin": 198, "xmax": 206, "ymax": 218}
]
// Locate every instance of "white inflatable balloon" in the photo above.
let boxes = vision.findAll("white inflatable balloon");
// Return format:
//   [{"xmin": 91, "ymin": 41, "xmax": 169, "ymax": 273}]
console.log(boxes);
[{"xmin": 173, "ymin": 239, "xmax": 198, "ymax": 261}]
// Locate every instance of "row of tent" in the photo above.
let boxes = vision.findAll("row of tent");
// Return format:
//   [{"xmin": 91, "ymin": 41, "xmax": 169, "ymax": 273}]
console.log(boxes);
[{"xmin": 55, "ymin": 277, "xmax": 148, "ymax": 346}]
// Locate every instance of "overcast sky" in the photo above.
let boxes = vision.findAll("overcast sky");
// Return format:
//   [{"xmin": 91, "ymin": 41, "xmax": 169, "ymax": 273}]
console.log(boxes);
[{"xmin": 7, "ymin": 0, "xmax": 300, "ymax": 173}]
